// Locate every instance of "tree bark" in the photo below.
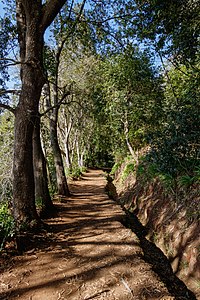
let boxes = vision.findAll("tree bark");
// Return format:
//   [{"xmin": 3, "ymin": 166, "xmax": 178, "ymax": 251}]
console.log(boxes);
[
  {"xmin": 49, "ymin": 111, "xmax": 70, "ymax": 196},
  {"xmin": 33, "ymin": 115, "xmax": 55, "ymax": 218},
  {"xmin": 12, "ymin": 14, "xmax": 44, "ymax": 227},
  {"xmin": 13, "ymin": 101, "xmax": 40, "ymax": 228},
  {"xmin": 64, "ymin": 115, "xmax": 73, "ymax": 171},
  {"xmin": 12, "ymin": 0, "xmax": 67, "ymax": 230},
  {"xmin": 123, "ymin": 114, "xmax": 138, "ymax": 163},
  {"xmin": 58, "ymin": 111, "xmax": 73, "ymax": 171},
  {"xmin": 45, "ymin": 84, "xmax": 70, "ymax": 196},
  {"xmin": 80, "ymin": 148, "xmax": 86, "ymax": 167}
]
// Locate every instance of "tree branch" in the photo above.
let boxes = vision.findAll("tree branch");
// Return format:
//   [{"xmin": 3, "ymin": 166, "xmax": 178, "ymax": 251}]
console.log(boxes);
[
  {"xmin": 0, "ymin": 103, "xmax": 16, "ymax": 114},
  {"xmin": 40, "ymin": 0, "xmax": 68, "ymax": 33},
  {"xmin": 0, "ymin": 58, "xmax": 20, "ymax": 64},
  {"xmin": 0, "ymin": 89, "xmax": 20, "ymax": 97},
  {"xmin": 56, "ymin": 0, "xmax": 87, "ymax": 63},
  {"xmin": 40, "ymin": 90, "xmax": 70, "ymax": 117},
  {"xmin": 87, "ymin": 14, "xmax": 133, "ymax": 25}
]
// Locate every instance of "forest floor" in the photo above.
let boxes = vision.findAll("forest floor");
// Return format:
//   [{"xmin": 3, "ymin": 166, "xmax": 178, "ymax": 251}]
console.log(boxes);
[{"xmin": 0, "ymin": 169, "xmax": 197, "ymax": 300}]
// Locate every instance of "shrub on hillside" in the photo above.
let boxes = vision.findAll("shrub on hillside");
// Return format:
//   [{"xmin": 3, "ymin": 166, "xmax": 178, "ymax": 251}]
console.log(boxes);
[{"xmin": 0, "ymin": 203, "xmax": 15, "ymax": 250}]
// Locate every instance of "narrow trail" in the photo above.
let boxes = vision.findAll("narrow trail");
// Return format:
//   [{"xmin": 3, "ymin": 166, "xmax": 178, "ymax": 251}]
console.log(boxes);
[{"xmin": 0, "ymin": 170, "xmax": 196, "ymax": 300}]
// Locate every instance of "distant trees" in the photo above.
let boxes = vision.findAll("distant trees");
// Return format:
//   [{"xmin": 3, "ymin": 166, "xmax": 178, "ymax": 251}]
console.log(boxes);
[
  {"xmin": 90, "ymin": 46, "xmax": 164, "ymax": 162},
  {"xmin": 147, "ymin": 63, "xmax": 200, "ymax": 177},
  {"xmin": 55, "ymin": 49, "xmax": 99, "ymax": 172}
]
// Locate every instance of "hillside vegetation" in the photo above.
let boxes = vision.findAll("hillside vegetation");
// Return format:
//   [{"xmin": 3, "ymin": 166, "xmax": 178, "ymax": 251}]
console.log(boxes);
[{"xmin": 109, "ymin": 155, "xmax": 200, "ymax": 295}]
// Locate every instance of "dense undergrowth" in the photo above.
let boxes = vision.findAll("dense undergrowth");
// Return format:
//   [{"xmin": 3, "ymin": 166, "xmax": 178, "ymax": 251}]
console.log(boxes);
[
  {"xmin": 67, "ymin": 166, "xmax": 88, "ymax": 180},
  {"xmin": 0, "ymin": 203, "xmax": 15, "ymax": 250}
]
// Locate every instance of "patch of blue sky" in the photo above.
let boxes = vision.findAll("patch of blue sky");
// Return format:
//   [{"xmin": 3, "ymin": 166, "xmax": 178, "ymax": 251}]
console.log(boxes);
[
  {"xmin": 0, "ymin": 1, "xmax": 5, "ymax": 17},
  {"xmin": 0, "ymin": 1, "xmax": 20, "ymax": 90}
]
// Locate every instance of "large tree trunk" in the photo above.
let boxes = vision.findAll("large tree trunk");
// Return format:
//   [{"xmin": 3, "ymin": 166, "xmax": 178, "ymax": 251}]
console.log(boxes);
[
  {"xmin": 33, "ymin": 115, "xmax": 55, "ymax": 218},
  {"xmin": 12, "ymin": 2, "xmax": 44, "ymax": 229},
  {"xmin": 12, "ymin": 100, "xmax": 40, "ymax": 228},
  {"xmin": 12, "ymin": 0, "xmax": 68, "ymax": 230}
]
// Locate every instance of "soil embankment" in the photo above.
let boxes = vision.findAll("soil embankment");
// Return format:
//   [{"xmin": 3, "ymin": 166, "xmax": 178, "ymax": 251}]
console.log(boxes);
[
  {"xmin": 0, "ymin": 169, "xmax": 197, "ymax": 299},
  {"xmin": 110, "ymin": 166, "xmax": 200, "ymax": 299}
]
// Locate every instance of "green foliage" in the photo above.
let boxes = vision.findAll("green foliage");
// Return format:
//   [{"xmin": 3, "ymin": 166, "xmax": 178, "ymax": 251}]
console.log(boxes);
[
  {"xmin": 0, "ymin": 111, "xmax": 14, "ymax": 203},
  {"xmin": 146, "ymin": 64, "xmax": 200, "ymax": 178},
  {"xmin": 80, "ymin": 166, "xmax": 87, "ymax": 173},
  {"xmin": 194, "ymin": 167, "xmax": 200, "ymax": 181},
  {"xmin": 132, "ymin": 0, "xmax": 200, "ymax": 64},
  {"xmin": 95, "ymin": 45, "xmax": 163, "ymax": 159},
  {"xmin": 158, "ymin": 173, "xmax": 174, "ymax": 190},
  {"xmin": 68, "ymin": 167, "xmax": 82, "ymax": 180},
  {"xmin": 110, "ymin": 162, "xmax": 121, "ymax": 175},
  {"xmin": 121, "ymin": 162, "xmax": 135, "ymax": 182},
  {"xmin": 69, "ymin": 166, "xmax": 88, "ymax": 180},
  {"xmin": 178, "ymin": 172, "xmax": 199, "ymax": 189},
  {"xmin": 136, "ymin": 163, "xmax": 145, "ymax": 176},
  {"xmin": 146, "ymin": 163, "xmax": 159, "ymax": 179},
  {"xmin": 136, "ymin": 156, "xmax": 177, "ymax": 192},
  {"xmin": 0, "ymin": 203, "xmax": 15, "ymax": 250},
  {"xmin": 35, "ymin": 197, "xmax": 44, "ymax": 209}
]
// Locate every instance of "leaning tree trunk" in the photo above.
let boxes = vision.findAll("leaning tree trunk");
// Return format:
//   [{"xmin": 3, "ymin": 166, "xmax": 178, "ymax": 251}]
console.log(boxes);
[
  {"xmin": 65, "ymin": 140, "xmax": 72, "ymax": 170},
  {"xmin": 33, "ymin": 115, "xmax": 55, "ymax": 217},
  {"xmin": 44, "ymin": 82, "xmax": 70, "ymax": 196},
  {"xmin": 123, "ymin": 113, "xmax": 138, "ymax": 163},
  {"xmin": 49, "ymin": 111, "xmax": 70, "ymax": 196},
  {"xmin": 64, "ymin": 115, "xmax": 73, "ymax": 171}
]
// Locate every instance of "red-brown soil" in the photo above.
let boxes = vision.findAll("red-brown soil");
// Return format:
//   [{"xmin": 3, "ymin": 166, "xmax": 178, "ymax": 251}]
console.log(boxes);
[
  {"xmin": 113, "ymin": 165, "xmax": 200, "ymax": 299},
  {"xmin": 0, "ymin": 170, "xmax": 194, "ymax": 299}
]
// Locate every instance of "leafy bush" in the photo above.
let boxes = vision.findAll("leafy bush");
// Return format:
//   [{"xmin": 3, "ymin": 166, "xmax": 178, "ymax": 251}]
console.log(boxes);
[
  {"xmin": 145, "ymin": 63, "xmax": 200, "ymax": 178},
  {"xmin": 80, "ymin": 166, "xmax": 87, "ymax": 173},
  {"xmin": 69, "ymin": 167, "xmax": 82, "ymax": 180},
  {"xmin": 136, "ymin": 159, "xmax": 175, "ymax": 190},
  {"xmin": 146, "ymin": 106, "xmax": 200, "ymax": 177},
  {"xmin": 121, "ymin": 162, "xmax": 135, "ymax": 182},
  {"xmin": 0, "ymin": 203, "xmax": 15, "ymax": 250},
  {"xmin": 178, "ymin": 175, "xmax": 194, "ymax": 188},
  {"xmin": 35, "ymin": 197, "xmax": 44, "ymax": 209},
  {"xmin": 0, "ymin": 177, "xmax": 12, "ymax": 203},
  {"xmin": 110, "ymin": 162, "xmax": 121, "ymax": 175},
  {"xmin": 68, "ymin": 166, "xmax": 88, "ymax": 180}
]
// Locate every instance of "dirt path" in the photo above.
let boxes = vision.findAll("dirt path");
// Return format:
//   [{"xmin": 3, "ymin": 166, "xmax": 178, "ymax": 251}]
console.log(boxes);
[{"xmin": 0, "ymin": 170, "xmax": 192, "ymax": 299}]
